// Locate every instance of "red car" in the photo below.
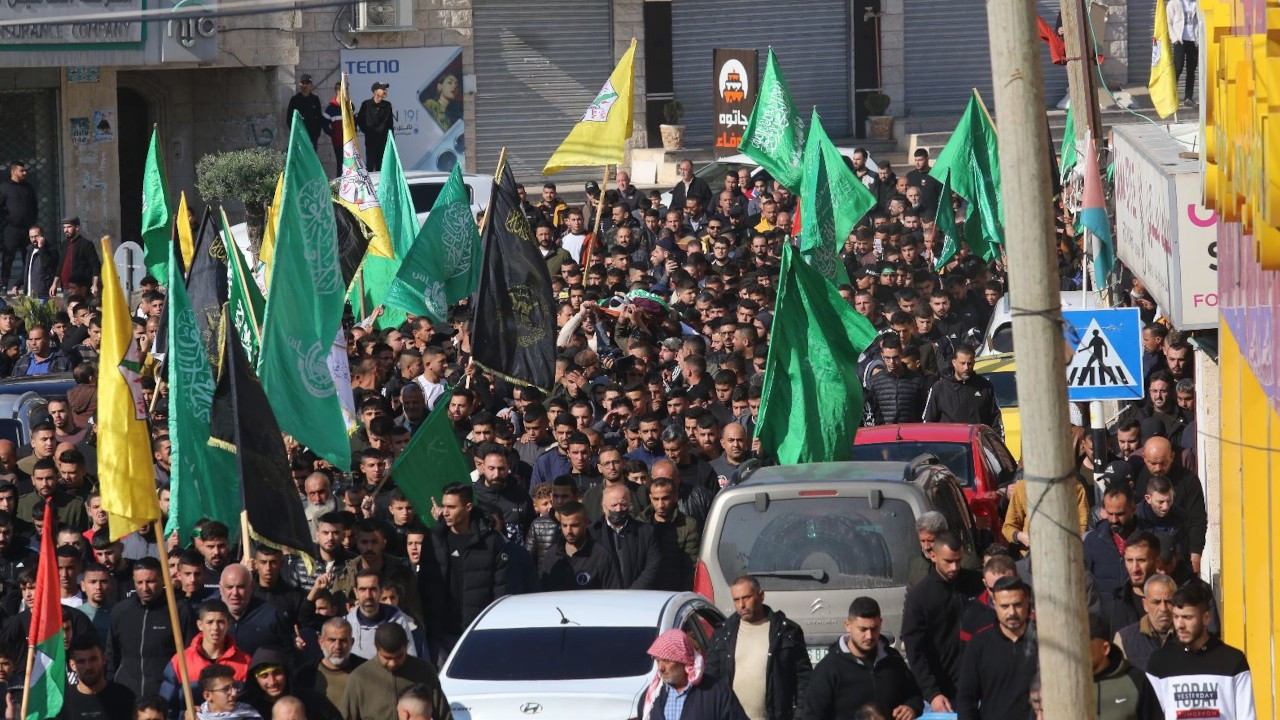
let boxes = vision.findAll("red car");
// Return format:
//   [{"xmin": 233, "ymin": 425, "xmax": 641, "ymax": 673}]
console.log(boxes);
[{"xmin": 852, "ymin": 423, "xmax": 1019, "ymax": 538}]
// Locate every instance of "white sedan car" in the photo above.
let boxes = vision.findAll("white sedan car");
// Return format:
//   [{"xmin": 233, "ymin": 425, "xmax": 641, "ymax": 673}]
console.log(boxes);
[{"xmin": 440, "ymin": 591, "xmax": 726, "ymax": 720}]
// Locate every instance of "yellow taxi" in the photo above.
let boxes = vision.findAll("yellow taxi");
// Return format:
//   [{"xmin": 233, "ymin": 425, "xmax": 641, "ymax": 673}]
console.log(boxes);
[{"xmin": 974, "ymin": 353, "xmax": 1021, "ymax": 460}]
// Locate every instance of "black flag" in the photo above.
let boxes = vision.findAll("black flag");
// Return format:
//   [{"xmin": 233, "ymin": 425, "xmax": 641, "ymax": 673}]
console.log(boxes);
[
  {"xmin": 334, "ymin": 202, "xmax": 373, "ymax": 293},
  {"xmin": 208, "ymin": 307, "xmax": 316, "ymax": 563},
  {"xmin": 185, "ymin": 206, "xmax": 228, "ymax": 361},
  {"xmin": 471, "ymin": 153, "xmax": 556, "ymax": 392}
]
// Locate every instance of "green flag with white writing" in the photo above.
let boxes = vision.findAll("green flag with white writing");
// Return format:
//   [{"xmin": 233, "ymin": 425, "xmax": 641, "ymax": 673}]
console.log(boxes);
[
  {"xmin": 349, "ymin": 135, "xmax": 416, "ymax": 330},
  {"xmin": 799, "ymin": 109, "xmax": 875, "ymax": 285},
  {"xmin": 258, "ymin": 113, "xmax": 351, "ymax": 469},
  {"xmin": 929, "ymin": 94, "xmax": 1003, "ymax": 262},
  {"xmin": 383, "ymin": 165, "xmax": 480, "ymax": 322},
  {"xmin": 141, "ymin": 126, "xmax": 172, "ymax": 280},
  {"xmin": 165, "ymin": 237, "xmax": 240, "ymax": 545},
  {"xmin": 738, "ymin": 48, "xmax": 806, "ymax": 192},
  {"xmin": 755, "ymin": 245, "xmax": 878, "ymax": 465},
  {"xmin": 390, "ymin": 386, "xmax": 470, "ymax": 526}
]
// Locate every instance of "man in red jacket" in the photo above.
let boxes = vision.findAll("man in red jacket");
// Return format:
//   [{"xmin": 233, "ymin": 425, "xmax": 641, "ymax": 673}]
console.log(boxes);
[{"xmin": 160, "ymin": 599, "xmax": 251, "ymax": 713}]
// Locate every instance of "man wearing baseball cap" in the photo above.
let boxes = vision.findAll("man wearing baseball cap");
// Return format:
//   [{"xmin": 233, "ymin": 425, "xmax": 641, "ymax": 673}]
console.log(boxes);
[
  {"xmin": 356, "ymin": 81, "xmax": 394, "ymax": 171},
  {"xmin": 639, "ymin": 628, "xmax": 748, "ymax": 720},
  {"xmin": 286, "ymin": 73, "xmax": 325, "ymax": 149}
]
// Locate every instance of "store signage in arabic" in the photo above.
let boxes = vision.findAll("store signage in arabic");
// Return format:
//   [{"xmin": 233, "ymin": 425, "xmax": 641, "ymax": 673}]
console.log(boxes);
[{"xmin": 0, "ymin": 0, "xmax": 143, "ymax": 45}]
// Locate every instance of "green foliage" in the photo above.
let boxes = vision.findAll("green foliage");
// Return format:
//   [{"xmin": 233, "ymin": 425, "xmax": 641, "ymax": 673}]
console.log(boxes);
[
  {"xmin": 194, "ymin": 148, "xmax": 285, "ymax": 207},
  {"xmin": 663, "ymin": 100, "xmax": 684, "ymax": 125},
  {"xmin": 8, "ymin": 296, "xmax": 59, "ymax": 331},
  {"xmin": 865, "ymin": 92, "xmax": 891, "ymax": 116}
]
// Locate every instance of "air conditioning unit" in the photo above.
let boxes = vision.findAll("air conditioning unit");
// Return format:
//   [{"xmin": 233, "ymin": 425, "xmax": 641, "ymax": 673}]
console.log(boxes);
[{"xmin": 352, "ymin": 0, "xmax": 414, "ymax": 32}]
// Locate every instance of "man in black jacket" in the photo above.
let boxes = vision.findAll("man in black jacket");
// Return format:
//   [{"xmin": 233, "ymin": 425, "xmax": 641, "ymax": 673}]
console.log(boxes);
[
  {"xmin": 539, "ymin": 501, "xmax": 616, "ymax": 590},
  {"xmin": 355, "ymin": 82, "xmax": 394, "ymax": 172},
  {"xmin": 21, "ymin": 225, "xmax": 57, "ymax": 300},
  {"xmin": 806, "ymin": 596, "xmax": 920, "ymax": 720},
  {"xmin": 706, "ymin": 576, "xmax": 811, "ymax": 720},
  {"xmin": 286, "ymin": 74, "xmax": 326, "ymax": 149},
  {"xmin": 668, "ymin": 159, "xmax": 713, "ymax": 212},
  {"xmin": 424, "ymin": 482, "xmax": 507, "ymax": 662},
  {"xmin": 107, "ymin": 557, "xmax": 192, "ymax": 698},
  {"xmin": 0, "ymin": 161, "xmax": 37, "ymax": 290},
  {"xmin": 590, "ymin": 483, "xmax": 659, "ymax": 590},
  {"xmin": 1133, "ymin": 436, "xmax": 1207, "ymax": 574},
  {"xmin": 54, "ymin": 217, "xmax": 101, "ymax": 296},
  {"xmin": 955, "ymin": 576, "xmax": 1038, "ymax": 720},
  {"xmin": 472, "ymin": 444, "xmax": 534, "ymax": 545},
  {"xmin": 901, "ymin": 532, "xmax": 983, "ymax": 714},
  {"xmin": 922, "ymin": 346, "xmax": 1004, "ymax": 437},
  {"xmin": 864, "ymin": 335, "xmax": 927, "ymax": 425}
]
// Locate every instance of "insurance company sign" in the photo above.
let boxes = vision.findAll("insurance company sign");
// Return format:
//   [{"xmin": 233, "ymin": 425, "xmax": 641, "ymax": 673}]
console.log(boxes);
[
  {"xmin": 0, "ymin": 0, "xmax": 144, "ymax": 45},
  {"xmin": 1113, "ymin": 124, "xmax": 1218, "ymax": 330}
]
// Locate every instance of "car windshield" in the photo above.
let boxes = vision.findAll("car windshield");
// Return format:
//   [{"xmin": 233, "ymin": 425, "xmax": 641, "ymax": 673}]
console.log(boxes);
[
  {"xmin": 984, "ymin": 371, "xmax": 1018, "ymax": 408},
  {"xmin": 989, "ymin": 323, "xmax": 1015, "ymax": 353},
  {"xmin": 695, "ymin": 161, "xmax": 747, "ymax": 182},
  {"xmin": 447, "ymin": 626, "xmax": 657, "ymax": 681},
  {"xmin": 850, "ymin": 442, "xmax": 974, "ymax": 487},
  {"xmin": 715, "ymin": 497, "xmax": 916, "ymax": 591},
  {"xmin": 409, "ymin": 183, "xmax": 473, "ymax": 215}
]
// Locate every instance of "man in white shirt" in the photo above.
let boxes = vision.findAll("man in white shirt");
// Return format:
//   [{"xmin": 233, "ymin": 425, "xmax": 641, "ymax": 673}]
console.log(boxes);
[{"xmin": 560, "ymin": 207, "xmax": 588, "ymax": 263}]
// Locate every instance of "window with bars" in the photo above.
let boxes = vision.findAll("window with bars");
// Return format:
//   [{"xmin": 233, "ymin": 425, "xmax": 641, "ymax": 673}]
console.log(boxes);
[{"xmin": 0, "ymin": 89, "xmax": 62, "ymax": 241}]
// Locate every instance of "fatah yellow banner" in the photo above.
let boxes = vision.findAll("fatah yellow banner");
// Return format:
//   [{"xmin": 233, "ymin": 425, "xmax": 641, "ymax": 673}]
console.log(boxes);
[
  {"xmin": 175, "ymin": 191, "xmax": 195, "ymax": 272},
  {"xmin": 1148, "ymin": 0, "xmax": 1179, "ymax": 118},
  {"xmin": 543, "ymin": 39, "xmax": 637, "ymax": 175},
  {"xmin": 259, "ymin": 172, "xmax": 284, "ymax": 283},
  {"xmin": 337, "ymin": 74, "xmax": 395, "ymax": 259},
  {"xmin": 97, "ymin": 236, "xmax": 162, "ymax": 541}
]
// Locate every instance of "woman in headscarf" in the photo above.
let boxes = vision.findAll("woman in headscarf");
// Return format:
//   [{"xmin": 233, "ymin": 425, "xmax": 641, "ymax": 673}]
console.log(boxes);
[{"xmin": 639, "ymin": 628, "xmax": 749, "ymax": 720}]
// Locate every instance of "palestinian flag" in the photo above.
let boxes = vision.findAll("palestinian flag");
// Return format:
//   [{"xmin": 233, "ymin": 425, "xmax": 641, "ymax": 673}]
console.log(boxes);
[{"xmin": 25, "ymin": 502, "xmax": 64, "ymax": 720}]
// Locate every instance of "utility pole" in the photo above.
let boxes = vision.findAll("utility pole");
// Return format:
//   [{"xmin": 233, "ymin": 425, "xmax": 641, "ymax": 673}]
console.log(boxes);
[
  {"xmin": 985, "ymin": 2, "xmax": 1096, "ymax": 719},
  {"xmin": 1060, "ymin": 0, "xmax": 1103, "ymax": 146}
]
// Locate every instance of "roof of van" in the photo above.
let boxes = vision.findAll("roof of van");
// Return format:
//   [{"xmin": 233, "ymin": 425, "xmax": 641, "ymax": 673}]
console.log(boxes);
[{"xmin": 735, "ymin": 460, "xmax": 914, "ymax": 487}]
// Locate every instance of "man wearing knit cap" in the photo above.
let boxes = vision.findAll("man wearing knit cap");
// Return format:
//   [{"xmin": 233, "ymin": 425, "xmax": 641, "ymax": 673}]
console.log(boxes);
[{"xmin": 638, "ymin": 628, "xmax": 748, "ymax": 720}]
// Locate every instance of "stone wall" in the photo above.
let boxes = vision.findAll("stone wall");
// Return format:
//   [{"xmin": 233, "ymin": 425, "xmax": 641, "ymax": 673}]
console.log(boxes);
[{"xmin": 880, "ymin": 0, "xmax": 905, "ymax": 118}]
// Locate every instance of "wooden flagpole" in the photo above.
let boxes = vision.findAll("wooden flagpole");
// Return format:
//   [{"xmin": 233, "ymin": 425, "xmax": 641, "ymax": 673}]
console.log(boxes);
[
  {"xmin": 18, "ymin": 637, "xmax": 33, "ymax": 720},
  {"xmin": 478, "ymin": 147, "xmax": 507, "ymax": 238},
  {"xmin": 972, "ymin": 87, "xmax": 998, "ymax": 135},
  {"xmin": 582, "ymin": 165, "xmax": 611, "ymax": 270},
  {"xmin": 154, "ymin": 520, "xmax": 198, "ymax": 720}
]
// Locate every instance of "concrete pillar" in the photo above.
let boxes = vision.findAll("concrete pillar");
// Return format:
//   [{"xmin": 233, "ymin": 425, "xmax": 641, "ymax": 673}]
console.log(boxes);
[
  {"xmin": 61, "ymin": 67, "xmax": 122, "ymax": 243},
  {"xmin": 1196, "ymin": 347, "xmax": 1221, "ymax": 587}
]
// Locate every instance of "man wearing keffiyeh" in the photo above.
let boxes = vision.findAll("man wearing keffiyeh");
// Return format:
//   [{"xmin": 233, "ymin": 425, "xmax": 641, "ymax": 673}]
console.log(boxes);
[{"xmin": 639, "ymin": 628, "xmax": 749, "ymax": 720}]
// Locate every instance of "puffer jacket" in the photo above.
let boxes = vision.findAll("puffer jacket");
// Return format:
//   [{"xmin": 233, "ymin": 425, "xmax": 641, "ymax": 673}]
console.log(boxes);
[
  {"xmin": 864, "ymin": 368, "xmax": 927, "ymax": 425},
  {"xmin": 425, "ymin": 512, "xmax": 508, "ymax": 642},
  {"xmin": 472, "ymin": 478, "xmax": 535, "ymax": 544},
  {"xmin": 523, "ymin": 514, "xmax": 561, "ymax": 570}
]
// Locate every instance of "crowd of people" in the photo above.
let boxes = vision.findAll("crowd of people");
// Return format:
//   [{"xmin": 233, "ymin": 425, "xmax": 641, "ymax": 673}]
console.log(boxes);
[{"xmin": 0, "ymin": 141, "xmax": 1242, "ymax": 720}]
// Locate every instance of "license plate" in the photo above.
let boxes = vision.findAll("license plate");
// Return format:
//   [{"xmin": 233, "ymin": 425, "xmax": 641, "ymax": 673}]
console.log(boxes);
[{"xmin": 807, "ymin": 646, "xmax": 828, "ymax": 666}]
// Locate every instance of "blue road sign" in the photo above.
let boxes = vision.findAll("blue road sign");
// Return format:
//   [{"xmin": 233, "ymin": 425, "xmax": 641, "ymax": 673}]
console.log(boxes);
[{"xmin": 1061, "ymin": 308, "xmax": 1144, "ymax": 402}]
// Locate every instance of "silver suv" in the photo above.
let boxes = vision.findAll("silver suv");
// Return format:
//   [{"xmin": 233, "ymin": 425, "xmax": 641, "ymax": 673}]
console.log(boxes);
[{"xmin": 694, "ymin": 456, "xmax": 979, "ymax": 665}]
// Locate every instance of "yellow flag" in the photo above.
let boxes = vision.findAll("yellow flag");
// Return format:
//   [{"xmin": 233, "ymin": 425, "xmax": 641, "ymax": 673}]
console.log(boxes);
[
  {"xmin": 175, "ymin": 191, "xmax": 195, "ymax": 272},
  {"xmin": 543, "ymin": 38, "xmax": 637, "ymax": 175},
  {"xmin": 336, "ymin": 74, "xmax": 395, "ymax": 259},
  {"xmin": 1149, "ymin": 0, "xmax": 1179, "ymax": 118},
  {"xmin": 259, "ymin": 172, "xmax": 284, "ymax": 284},
  {"xmin": 97, "ymin": 236, "xmax": 161, "ymax": 541}
]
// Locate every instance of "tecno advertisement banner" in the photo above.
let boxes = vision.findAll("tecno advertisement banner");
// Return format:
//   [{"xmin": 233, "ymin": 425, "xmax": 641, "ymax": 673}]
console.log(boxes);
[
  {"xmin": 1113, "ymin": 124, "xmax": 1218, "ymax": 330},
  {"xmin": 712, "ymin": 48, "xmax": 758, "ymax": 157},
  {"xmin": 341, "ymin": 46, "xmax": 465, "ymax": 172}
]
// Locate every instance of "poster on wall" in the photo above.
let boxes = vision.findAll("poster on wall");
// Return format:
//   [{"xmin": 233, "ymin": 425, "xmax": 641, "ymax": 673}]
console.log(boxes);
[
  {"xmin": 712, "ymin": 49, "xmax": 758, "ymax": 157},
  {"xmin": 341, "ymin": 46, "xmax": 465, "ymax": 173}
]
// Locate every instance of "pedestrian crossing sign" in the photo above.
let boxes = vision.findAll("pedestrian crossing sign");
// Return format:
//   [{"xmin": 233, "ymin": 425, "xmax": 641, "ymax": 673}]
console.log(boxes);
[{"xmin": 1061, "ymin": 308, "xmax": 1144, "ymax": 401}]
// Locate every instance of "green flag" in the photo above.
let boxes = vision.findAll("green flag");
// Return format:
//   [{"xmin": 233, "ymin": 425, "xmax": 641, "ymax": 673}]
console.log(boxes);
[
  {"xmin": 1059, "ymin": 106, "xmax": 1077, "ymax": 182},
  {"xmin": 799, "ymin": 109, "xmax": 875, "ymax": 285},
  {"xmin": 141, "ymin": 126, "xmax": 172, "ymax": 279},
  {"xmin": 929, "ymin": 94, "xmax": 1003, "ymax": 261},
  {"xmin": 932, "ymin": 173, "xmax": 962, "ymax": 271},
  {"xmin": 390, "ymin": 387, "xmax": 470, "ymax": 526},
  {"xmin": 349, "ymin": 135, "xmax": 417, "ymax": 330},
  {"xmin": 223, "ymin": 207, "xmax": 264, "ymax": 365},
  {"xmin": 738, "ymin": 48, "xmax": 806, "ymax": 192},
  {"xmin": 383, "ymin": 165, "xmax": 480, "ymax": 322},
  {"xmin": 165, "ymin": 238, "xmax": 240, "ymax": 545},
  {"xmin": 755, "ymin": 245, "xmax": 878, "ymax": 464},
  {"xmin": 258, "ymin": 113, "xmax": 351, "ymax": 469}
]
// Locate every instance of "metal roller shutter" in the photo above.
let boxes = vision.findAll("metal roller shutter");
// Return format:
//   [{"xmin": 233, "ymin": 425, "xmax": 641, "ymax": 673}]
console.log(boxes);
[
  {"xmin": 671, "ymin": 0, "xmax": 852, "ymax": 146},
  {"xmin": 903, "ymin": 0, "xmax": 1070, "ymax": 116},
  {"xmin": 1128, "ymin": 0, "xmax": 1157, "ymax": 85},
  {"xmin": 473, "ymin": 1, "xmax": 612, "ymax": 182}
]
